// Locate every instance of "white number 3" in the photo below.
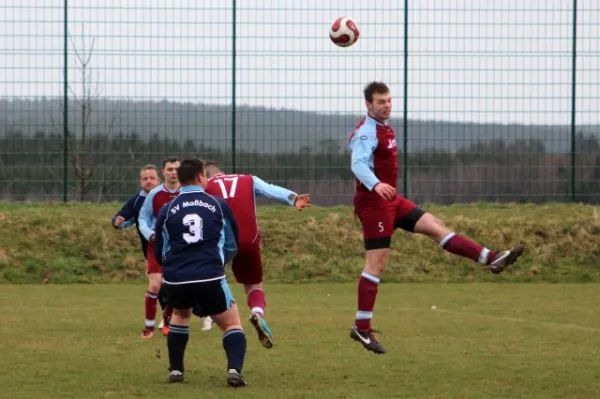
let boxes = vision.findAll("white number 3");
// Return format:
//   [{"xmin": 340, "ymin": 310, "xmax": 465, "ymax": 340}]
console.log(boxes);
[
  {"xmin": 182, "ymin": 213, "xmax": 203, "ymax": 244},
  {"xmin": 378, "ymin": 222, "xmax": 384, "ymax": 232}
]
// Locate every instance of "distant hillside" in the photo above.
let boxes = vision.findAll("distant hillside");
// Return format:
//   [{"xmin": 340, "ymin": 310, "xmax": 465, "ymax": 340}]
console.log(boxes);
[{"xmin": 1, "ymin": 98, "xmax": 598, "ymax": 154}]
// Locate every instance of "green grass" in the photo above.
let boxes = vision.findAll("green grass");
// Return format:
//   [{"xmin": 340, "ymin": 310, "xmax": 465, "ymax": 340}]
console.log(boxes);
[
  {"xmin": 2, "ymin": 283, "xmax": 600, "ymax": 398},
  {"xmin": 0, "ymin": 202, "xmax": 599, "ymax": 283}
]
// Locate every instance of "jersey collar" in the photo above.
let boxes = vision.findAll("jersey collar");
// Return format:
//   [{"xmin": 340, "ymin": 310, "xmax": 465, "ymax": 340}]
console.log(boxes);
[
  {"xmin": 180, "ymin": 185, "xmax": 205, "ymax": 193},
  {"xmin": 366, "ymin": 113, "xmax": 388, "ymax": 126},
  {"xmin": 164, "ymin": 184, "xmax": 180, "ymax": 193}
]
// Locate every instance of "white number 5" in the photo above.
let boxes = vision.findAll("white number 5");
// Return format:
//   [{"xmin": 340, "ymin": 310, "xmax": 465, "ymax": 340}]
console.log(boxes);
[
  {"xmin": 378, "ymin": 222, "xmax": 384, "ymax": 232},
  {"xmin": 182, "ymin": 214, "xmax": 203, "ymax": 244}
]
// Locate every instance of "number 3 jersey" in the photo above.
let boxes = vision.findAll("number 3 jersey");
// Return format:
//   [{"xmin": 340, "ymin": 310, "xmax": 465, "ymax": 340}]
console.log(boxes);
[
  {"xmin": 205, "ymin": 174, "xmax": 298, "ymax": 246},
  {"xmin": 153, "ymin": 185, "xmax": 239, "ymax": 284}
]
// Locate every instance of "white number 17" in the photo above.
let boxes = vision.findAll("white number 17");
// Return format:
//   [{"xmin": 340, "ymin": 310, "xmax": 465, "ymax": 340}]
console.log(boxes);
[{"xmin": 215, "ymin": 177, "xmax": 239, "ymax": 199}]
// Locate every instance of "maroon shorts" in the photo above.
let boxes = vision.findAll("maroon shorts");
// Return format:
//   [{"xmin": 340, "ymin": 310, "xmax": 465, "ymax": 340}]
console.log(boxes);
[
  {"xmin": 146, "ymin": 241, "xmax": 162, "ymax": 274},
  {"xmin": 232, "ymin": 241, "xmax": 263, "ymax": 285},
  {"xmin": 354, "ymin": 193, "xmax": 424, "ymax": 249}
]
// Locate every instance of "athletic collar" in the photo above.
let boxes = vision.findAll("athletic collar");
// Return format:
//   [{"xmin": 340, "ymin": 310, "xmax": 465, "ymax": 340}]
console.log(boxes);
[
  {"xmin": 180, "ymin": 185, "xmax": 205, "ymax": 193},
  {"xmin": 366, "ymin": 113, "xmax": 388, "ymax": 126}
]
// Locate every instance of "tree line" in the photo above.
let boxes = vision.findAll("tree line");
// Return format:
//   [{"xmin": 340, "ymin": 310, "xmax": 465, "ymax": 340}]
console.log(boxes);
[{"xmin": 1, "ymin": 130, "xmax": 599, "ymax": 204}]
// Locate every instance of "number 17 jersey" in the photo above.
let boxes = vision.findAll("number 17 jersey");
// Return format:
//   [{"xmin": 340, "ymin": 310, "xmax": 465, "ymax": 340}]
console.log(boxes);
[{"xmin": 206, "ymin": 174, "xmax": 260, "ymax": 245}]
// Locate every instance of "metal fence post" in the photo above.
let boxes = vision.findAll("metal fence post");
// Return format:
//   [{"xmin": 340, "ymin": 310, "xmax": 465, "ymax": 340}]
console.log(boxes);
[
  {"xmin": 231, "ymin": 0, "xmax": 237, "ymax": 173},
  {"xmin": 402, "ymin": 0, "xmax": 409, "ymax": 198},
  {"xmin": 570, "ymin": 0, "xmax": 578, "ymax": 202},
  {"xmin": 63, "ymin": 0, "xmax": 69, "ymax": 202}
]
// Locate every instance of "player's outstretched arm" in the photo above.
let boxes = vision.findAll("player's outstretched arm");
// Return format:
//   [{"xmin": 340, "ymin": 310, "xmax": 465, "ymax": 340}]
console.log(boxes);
[
  {"xmin": 293, "ymin": 194, "xmax": 311, "ymax": 211},
  {"xmin": 112, "ymin": 194, "xmax": 137, "ymax": 229},
  {"xmin": 219, "ymin": 199, "xmax": 239, "ymax": 264},
  {"xmin": 138, "ymin": 188, "xmax": 158, "ymax": 241},
  {"xmin": 153, "ymin": 205, "xmax": 169, "ymax": 266},
  {"xmin": 252, "ymin": 175, "xmax": 311, "ymax": 210}
]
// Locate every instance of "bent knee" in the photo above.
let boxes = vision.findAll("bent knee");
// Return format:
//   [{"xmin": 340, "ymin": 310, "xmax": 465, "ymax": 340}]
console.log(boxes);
[
  {"xmin": 148, "ymin": 281, "xmax": 161, "ymax": 293},
  {"xmin": 414, "ymin": 213, "xmax": 451, "ymax": 240}
]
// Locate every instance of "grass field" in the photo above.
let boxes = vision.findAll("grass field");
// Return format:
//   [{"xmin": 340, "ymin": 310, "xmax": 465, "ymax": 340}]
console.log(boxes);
[
  {"xmin": 3, "ymin": 283, "xmax": 600, "ymax": 398},
  {"xmin": 1, "ymin": 202, "xmax": 599, "ymax": 283}
]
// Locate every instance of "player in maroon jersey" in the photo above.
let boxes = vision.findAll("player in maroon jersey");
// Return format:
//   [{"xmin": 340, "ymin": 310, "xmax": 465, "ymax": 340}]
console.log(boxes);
[
  {"xmin": 203, "ymin": 162, "xmax": 311, "ymax": 348},
  {"xmin": 138, "ymin": 157, "xmax": 181, "ymax": 339},
  {"xmin": 348, "ymin": 82, "xmax": 525, "ymax": 354}
]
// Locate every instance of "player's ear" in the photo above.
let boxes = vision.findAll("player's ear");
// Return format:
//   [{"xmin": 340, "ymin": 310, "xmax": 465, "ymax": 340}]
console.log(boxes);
[{"xmin": 198, "ymin": 171, "xmax": 208, "ymax": 187}]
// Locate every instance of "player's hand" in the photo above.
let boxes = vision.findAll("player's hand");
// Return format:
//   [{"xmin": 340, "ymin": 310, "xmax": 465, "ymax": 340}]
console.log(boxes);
[
  {"xmin": 374, "ymin": 182, "xmax": 396, "ymax": 201},
  {"xmin": 150, "ymin": 234, "xmax": 155, "ymax": 242},
  {"xmin": 294, "ymin": 194, "xmax": 311, "ymax": 211},
  {"xmin": 113, "ymin": 216, "xmax": 125, "ymax": 227}
]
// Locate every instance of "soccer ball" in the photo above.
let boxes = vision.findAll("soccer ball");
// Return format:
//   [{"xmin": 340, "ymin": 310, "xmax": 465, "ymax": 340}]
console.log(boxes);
[{"xmin": 329, "ymin": 16, "xmax": 360, "ymax": 47}]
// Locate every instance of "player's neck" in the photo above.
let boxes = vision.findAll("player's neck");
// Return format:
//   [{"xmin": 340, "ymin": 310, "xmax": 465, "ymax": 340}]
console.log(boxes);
[
  {"xmin": 164, "ymin": 182, "xmax": 180, "ymax": 191},
  {"xmin": 368, "ymin": 112, "xmax": 387, "ymax": 125}
]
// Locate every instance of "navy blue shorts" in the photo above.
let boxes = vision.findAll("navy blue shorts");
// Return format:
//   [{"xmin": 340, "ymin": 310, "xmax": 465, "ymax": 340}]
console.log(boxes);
[{"xmin": 160, "ymin": 278, "xmax": 235, "ymax": 317}]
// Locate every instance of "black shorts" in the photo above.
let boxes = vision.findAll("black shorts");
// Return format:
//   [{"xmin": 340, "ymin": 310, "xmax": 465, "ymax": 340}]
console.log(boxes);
[{"xmin": 160, "ymin": 277, "xmax": 235, "ymax": 317}]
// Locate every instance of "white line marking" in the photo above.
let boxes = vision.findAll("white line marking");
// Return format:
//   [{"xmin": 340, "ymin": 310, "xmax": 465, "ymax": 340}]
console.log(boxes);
[
  {"xmin": 398, "ymin": 306, "xmax": 600, "ymax": 333},
  {"xmin": 287, "ymin": 305, "xmax": 600, "ymax": 333}
]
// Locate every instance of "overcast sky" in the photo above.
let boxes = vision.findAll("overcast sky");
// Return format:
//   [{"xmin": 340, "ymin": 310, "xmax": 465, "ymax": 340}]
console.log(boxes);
[{"xmin": 1, "ymin": 0, "xmax": 598, "ymax": 125}]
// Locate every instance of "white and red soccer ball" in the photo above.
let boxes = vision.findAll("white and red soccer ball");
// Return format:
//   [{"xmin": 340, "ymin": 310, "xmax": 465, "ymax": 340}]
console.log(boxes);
[{"xmin": 329, "ymin": 16, "xmax": 360, "ymax": 48}]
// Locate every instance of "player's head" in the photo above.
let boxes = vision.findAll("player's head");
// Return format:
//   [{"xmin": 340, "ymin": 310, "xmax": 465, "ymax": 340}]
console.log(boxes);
[
  {"xmin": 139, "ymin": 164, "xmax": 160, "ymax": 193},
  {"xmin": 364, "ymin": 81, "xmax": 391, "ymax": 123},
  {"xmin": 161, "ymin": 157, "xmax": 180, "ymax": 185},
  {"xmin": 204, "ymin": 160, "xmax": 224, "ymax": 179},
  {"xmin": 177, "ymin": 158, "xmax": 208, "ymax": 188}
]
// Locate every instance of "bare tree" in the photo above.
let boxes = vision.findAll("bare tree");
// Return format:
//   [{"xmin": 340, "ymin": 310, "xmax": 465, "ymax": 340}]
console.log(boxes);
[{"xmin": 49, "ymin": 25, "xmax": 122, "ymax": 201}]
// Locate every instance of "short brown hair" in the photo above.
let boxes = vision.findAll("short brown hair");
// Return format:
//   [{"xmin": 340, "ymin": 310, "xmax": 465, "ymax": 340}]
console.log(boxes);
[
  {"xmin": 204, "ymin": 160, "xmax": 223, "ymax": 178},
  {"xmin": 177, "ymin": 158, "xmax": 205, "ymax": 185},
  {"xmin": 140, "ymin": 164, "xmax": 158, "ymax": 174},
  {"xmin": 161, "ymin": 157, "xmax": 180, "ymax": 169},
  {"xmin": 363, "ymin": 81, "xmax": 390, "ymax": 103}
]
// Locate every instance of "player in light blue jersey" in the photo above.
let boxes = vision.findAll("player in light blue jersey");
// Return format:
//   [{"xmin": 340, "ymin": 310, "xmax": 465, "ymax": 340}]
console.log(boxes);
[{"xmin": 135, "ymin": 158, "xmax": 181, "ymax": 338}]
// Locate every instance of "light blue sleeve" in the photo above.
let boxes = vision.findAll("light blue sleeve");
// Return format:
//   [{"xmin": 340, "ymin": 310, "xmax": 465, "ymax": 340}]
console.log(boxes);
[
  {"xmin": 153, "ymin": 204, "xmax": 169, "ymax": 266},
  {"xmin": 252, "ymin": 175, "xmax": 297, "ymax": 206},
  {"xmin": 222, "ymin": 219, "xmax": 238, "ymax": 265},
  {"xmin": 138, "ymin": 188, "xmax": 158, "ymax": 241},
  {"xmin": 349, "ymin": 131, "xmax": 380, "ymax": 191}
]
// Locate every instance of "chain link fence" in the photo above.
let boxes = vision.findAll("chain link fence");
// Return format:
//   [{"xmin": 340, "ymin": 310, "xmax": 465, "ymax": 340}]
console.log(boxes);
[{"xmin": 1, "ymin": 1, "xmax": 598, "ymax": 204}]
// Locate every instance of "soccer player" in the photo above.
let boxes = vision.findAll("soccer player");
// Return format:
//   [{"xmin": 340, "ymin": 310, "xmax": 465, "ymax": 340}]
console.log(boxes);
[
  {"xmin": 111, "ymin": 164, "xmax": 161, "ymax": 259},
  {"xmin": 137, "ymin": 157, "xmax": 181, "ymax": 339},
  {"xmin": 154, "ymin": 158, "xmax": 247, "ymax": 387},
  {"xmin": 348, "ymin": 81, "xmax": 525, "ymax": 354},
  {"xmin": 203, "ymin": 162, "xmax": 311, "ymax": 349}
]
